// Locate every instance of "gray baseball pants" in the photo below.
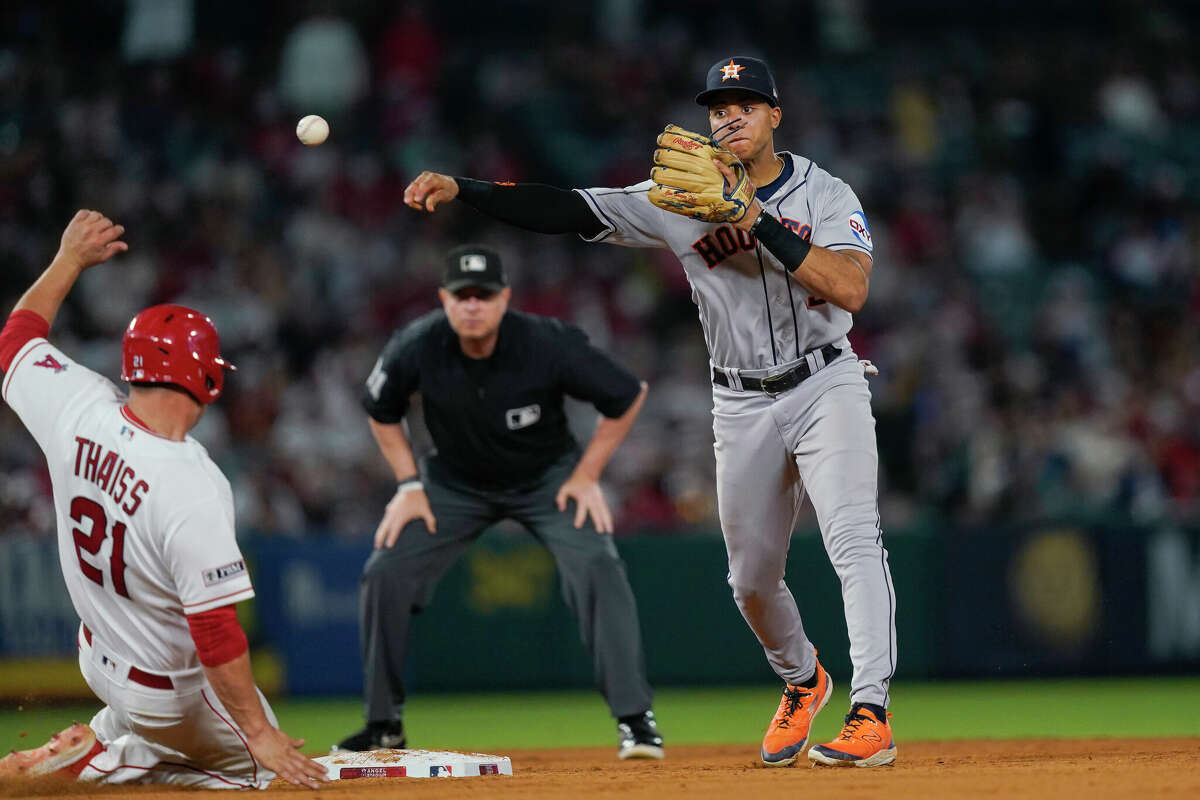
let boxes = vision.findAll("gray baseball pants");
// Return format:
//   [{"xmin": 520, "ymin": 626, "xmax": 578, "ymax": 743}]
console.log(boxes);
[
  {"xmin": 357, "ymin": 452, "xmax": 653, "ymax": 723},
  {"xmin": 713, "ymin": 350, "xmax": 898, "ymax": 707}
]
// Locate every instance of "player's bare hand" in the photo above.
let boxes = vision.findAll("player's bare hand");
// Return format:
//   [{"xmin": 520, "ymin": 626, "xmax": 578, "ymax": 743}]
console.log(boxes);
[
  {"xmin": 375, "ymin": 487, "xmax": 437, "ymax": 548},
  {"xmin": 403, "ymin": 171, "xmax": 459, "ymax": 212},
  {"xmin": 711, "ymin": 161, "xmax": 762, "ymax": 231},
  {"xmin": 245, "ymin": 727, "xmax": 328, "ymax": 790},
  {"xmin": 555, "ymin": 471, "xmax": 614, "ymax": 535},
  {"xmin": 56, "ymin": 209, "xmax": 128, "ymax": 271}
]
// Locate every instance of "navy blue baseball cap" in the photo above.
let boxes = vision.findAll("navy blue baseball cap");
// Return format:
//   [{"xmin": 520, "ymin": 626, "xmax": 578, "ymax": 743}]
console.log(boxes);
[
  {"xmin": 442, "ymin": 245, "xmax": 508, "ymax": 292},
  {"xmin": 695, "ymin": 56, "xmax": 780, "ymax": 108}
]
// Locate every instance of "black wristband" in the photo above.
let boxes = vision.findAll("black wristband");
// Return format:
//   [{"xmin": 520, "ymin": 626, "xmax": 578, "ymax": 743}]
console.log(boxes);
[
  {"xmin": 748, "ymin": 209, "xmax": 768, "ymax": 236},
  {"xmin": 396, "ymin": 474, "xmax": 421, "ymax": 488},
  {"xmin": 753, "ymin": 213, "xmax": 813, "ymax": 273}
]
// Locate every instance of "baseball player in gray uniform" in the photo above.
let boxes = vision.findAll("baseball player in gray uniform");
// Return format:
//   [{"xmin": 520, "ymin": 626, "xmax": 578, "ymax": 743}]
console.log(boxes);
[{"xmin": 402, "ymin": 56, "xmax": 897, "ymax": 768}]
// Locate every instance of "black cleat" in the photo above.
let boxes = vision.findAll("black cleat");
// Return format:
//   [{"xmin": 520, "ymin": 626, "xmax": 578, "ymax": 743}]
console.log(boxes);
[
  {"xmin": 617, "ymin": 711, "xmax": 664, "ymax": 760},
  {"xmin": 331, "ymin": 721, "xmax": 407, "ymax": 753}
]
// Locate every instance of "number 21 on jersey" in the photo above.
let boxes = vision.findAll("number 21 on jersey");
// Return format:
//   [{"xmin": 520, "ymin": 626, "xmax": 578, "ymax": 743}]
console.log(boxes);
[{"xmin": 70, "ymin": 496, "xmax": 130, "ymax": 598}]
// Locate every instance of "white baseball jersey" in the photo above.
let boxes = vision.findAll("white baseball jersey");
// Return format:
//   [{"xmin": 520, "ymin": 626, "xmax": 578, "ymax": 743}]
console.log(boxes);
[
  {"xmin": 2, "ymin": 337, "xmax": 254, "ymax": 675},
  {"xmin": 577, "ymin": 153, "xmax": 873, "ymax": 371}
]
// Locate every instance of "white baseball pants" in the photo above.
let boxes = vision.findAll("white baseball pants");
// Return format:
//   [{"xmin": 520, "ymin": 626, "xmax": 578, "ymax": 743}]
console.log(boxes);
[{"xmin": 75, "ymin": 625, "xmax": 275, "ymax": 789}]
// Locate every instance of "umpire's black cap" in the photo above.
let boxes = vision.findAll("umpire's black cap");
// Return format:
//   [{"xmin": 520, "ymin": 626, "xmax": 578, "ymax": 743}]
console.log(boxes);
[
  {"xmin": 695, "ymin": 56, "xmax": 780, "ymax": 108},
  {"xmin": 442, "ymin": 245, "xmax": 509, "ymax": 292}
]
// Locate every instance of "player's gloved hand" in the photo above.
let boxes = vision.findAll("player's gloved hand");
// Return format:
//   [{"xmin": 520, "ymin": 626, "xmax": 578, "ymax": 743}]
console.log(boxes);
[
  {"xmin": 710, "ymin": 160, "xmax": 763, "ymax": 231},
  {"xmin": 404, "ymin": 171, "xmax": 459, "ymax": 212},
  {"xmin": 648, "ymin": 125, "xmax": 755, "ymax": 223},
  {"xmin": 244, "ymin": 726, "xmax": 328, "ymax": 790},
  {"xmin": 56, "ymin": 209, "xmax": 128, "ymax": 272},
  {"xmin": 374, "ymin": 485, "xmax": 438, "ymax": 548},
  {"xmin": 555, "ymin": 469, "xmax": 615, "ymax": 535}
]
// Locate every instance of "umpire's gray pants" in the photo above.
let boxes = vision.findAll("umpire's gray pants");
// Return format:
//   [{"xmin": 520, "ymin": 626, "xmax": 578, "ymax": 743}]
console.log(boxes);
[{"xmin": 358, "ymin": 453, "xmax": 653, "ymax": 724}]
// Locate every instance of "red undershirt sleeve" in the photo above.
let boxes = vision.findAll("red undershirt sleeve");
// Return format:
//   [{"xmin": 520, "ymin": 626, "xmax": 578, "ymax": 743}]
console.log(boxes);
[
  {"xmin": 186, "ymin": 604, "xmax": 249, "ymax": 667},
  {"xmin": 0, "ymin": 311, "xmax": 51, "ymax": 372}
]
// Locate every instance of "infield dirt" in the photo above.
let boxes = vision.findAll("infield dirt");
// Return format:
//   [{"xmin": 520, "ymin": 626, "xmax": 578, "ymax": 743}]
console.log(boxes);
[{"xmin": 1, "ymin": 738, "xmax": 1196, "ymax": 799}]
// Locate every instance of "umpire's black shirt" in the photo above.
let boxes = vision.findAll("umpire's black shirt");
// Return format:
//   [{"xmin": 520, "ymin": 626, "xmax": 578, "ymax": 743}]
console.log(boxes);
[{"xmin": 363, "ymin": 309, "xmax": 642, "ymax": 491}]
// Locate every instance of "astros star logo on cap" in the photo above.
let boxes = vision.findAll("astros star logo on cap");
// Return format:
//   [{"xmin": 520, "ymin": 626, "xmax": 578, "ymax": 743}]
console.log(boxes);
[{"xmin": 720, "ymin": 59, "xmax": 744, "ymax": 82}]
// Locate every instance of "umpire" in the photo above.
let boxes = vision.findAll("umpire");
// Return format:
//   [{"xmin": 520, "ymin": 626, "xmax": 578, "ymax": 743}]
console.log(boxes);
[{"xmin": 335, "ymin": 245, "xmax": 663, "ymax": 760}]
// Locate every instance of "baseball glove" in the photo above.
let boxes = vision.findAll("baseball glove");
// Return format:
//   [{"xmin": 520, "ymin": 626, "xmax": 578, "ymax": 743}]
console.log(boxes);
[{"xmin": 647, "ymin": 125, "xmax": 754, "ymax": 223}]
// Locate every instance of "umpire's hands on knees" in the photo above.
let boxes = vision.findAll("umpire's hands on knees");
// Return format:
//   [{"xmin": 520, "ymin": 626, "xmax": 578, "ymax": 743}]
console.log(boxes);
[
  {"xmin": 555, "ymin": 469, "xmax": 615, "ymax": 535},
  {"xmin": 375, "ymin": 487, "xmax": 438, "ymax": 549},
  {"xmin": 403, "ymin": 171, "xmax": 459, "ymax": 212}
]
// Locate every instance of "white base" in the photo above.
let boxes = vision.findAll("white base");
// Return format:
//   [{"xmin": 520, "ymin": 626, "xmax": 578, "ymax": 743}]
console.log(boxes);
[{"xmin": 315, "ymin": 749, "xmax": 513, "ymax": 780}]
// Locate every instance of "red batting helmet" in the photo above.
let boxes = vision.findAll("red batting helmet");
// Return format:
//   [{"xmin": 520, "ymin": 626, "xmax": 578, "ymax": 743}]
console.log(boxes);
[{"xmin": 120, "ymin": 304, "xmax": 235, "ymax": 404}]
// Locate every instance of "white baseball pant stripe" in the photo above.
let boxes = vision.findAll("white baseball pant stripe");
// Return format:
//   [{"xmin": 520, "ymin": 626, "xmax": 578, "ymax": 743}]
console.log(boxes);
[
  {"xmin": 713, "ymin": 351, "xmax": 897, "ymax": 707},
  {"xmin": 77, "ymin": 628, "xmax": 275, "ymax": 789}
]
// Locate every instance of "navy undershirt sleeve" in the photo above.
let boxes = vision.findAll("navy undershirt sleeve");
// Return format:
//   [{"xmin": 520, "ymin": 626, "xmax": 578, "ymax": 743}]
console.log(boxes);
[{"xmin": 456, "ymin": 178, "xmax": 607, "ymax": 239}]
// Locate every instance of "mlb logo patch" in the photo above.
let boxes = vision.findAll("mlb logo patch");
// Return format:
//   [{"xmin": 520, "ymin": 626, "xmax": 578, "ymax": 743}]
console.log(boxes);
[
  {"xmin": 429, "ymin": 765, "xmax": 453, "ymax": 777},
  {"xmin": 460, "ymin": 254, "xmax": 487, "ymax": 272},
  {"xmin": 505, "ymin": 404, "xmax": 541, "ymax": 431}
]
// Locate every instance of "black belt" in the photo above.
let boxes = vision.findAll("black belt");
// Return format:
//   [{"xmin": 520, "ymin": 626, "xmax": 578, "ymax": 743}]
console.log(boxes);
[{"xmin": 712, "ymin": 344, "xmax": 842, "ymax": 395}]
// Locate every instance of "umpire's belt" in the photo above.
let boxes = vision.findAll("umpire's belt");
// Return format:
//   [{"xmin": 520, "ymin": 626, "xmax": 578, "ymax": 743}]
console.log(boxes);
[{"xmin": 712, "ymin": 344, "xmax": 842, "ymax": 395}]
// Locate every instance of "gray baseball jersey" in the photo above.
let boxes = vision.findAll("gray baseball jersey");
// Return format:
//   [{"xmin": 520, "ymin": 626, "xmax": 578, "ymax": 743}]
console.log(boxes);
[
  {"xmin": 575, "ymin": 152, "xmax": 896, "ymax": 711},
  {"xmin": 577, "ymin": 153, "xmax": 873, "ymax": 371}
]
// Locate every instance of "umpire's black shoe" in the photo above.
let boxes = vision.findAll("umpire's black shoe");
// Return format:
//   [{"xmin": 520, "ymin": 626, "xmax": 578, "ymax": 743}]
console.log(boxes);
[
  {"xmin": 617, "ymin": 711, "xmax": 664, "ymax": 760},
  {"xmin": 332, "ymin": 721, "xmax": 406, "ymax": 752}
]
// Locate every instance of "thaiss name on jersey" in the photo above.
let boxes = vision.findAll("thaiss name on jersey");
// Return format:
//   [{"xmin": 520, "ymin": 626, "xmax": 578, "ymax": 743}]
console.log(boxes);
[
  {"xmin": 73, "ymin": 436, "xmax": 149, "ymax": 516},
  {"xmin": 692, "ymin": 219, "xmax": 812, "ymax": 269}
]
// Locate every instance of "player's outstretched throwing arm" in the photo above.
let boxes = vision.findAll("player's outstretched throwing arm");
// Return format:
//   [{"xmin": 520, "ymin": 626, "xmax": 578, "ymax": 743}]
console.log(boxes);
[
  {"xmin": 405, "ymin": 158, "xmax": 871, "ymax": 314},
  {"xmin": 404, "ymin": 172, "xmax": 608, "ymax": 238}
]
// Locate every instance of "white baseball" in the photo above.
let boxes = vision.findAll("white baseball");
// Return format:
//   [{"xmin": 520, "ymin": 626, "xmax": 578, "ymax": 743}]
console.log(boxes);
[{"xmin": 296, "ymin": 115, "xmax": 329, "ymax": 146}]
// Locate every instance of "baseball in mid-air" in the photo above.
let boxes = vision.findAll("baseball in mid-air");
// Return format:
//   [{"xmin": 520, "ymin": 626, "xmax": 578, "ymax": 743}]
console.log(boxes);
[{"xmin": 296, "ymin": 114, "xmax": 329, "ymax": 146}]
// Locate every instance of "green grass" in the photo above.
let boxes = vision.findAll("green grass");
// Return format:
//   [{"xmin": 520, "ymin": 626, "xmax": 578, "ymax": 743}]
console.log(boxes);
[{"xmin": 2, "ymin": 677, "xmax": 1196, "ymax": 754}]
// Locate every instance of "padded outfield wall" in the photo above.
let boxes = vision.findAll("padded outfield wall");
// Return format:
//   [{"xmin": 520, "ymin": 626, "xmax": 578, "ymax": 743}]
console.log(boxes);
[{"xmin": 0, "ymin": 522, "xmax": 1198, "ymax": 696}]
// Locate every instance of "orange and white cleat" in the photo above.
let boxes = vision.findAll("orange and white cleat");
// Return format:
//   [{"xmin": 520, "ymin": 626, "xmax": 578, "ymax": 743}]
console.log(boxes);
[
  {"xmin": 0, "ymin": 723, "xmax": 103, "ymax": 779},
  {"xmin": 760, "ymin": 659, "xmax": 832, "ymax": 767},
  {"xmin": 808, "ymin": 704, "xmax": 896, "ymax": 767}
]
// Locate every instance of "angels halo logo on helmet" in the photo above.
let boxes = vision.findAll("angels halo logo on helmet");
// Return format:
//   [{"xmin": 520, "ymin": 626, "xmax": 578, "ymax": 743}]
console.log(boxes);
[{"xmin": 120, "ymin": 304, "xmax": 235, "ymax": 404}]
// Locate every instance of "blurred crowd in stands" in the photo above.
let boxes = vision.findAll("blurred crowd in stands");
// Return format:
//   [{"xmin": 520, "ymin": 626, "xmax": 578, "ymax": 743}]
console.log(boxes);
[{"xmin": 1, "ymin": 1, "xmax": 1197, "ymax": 539}]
